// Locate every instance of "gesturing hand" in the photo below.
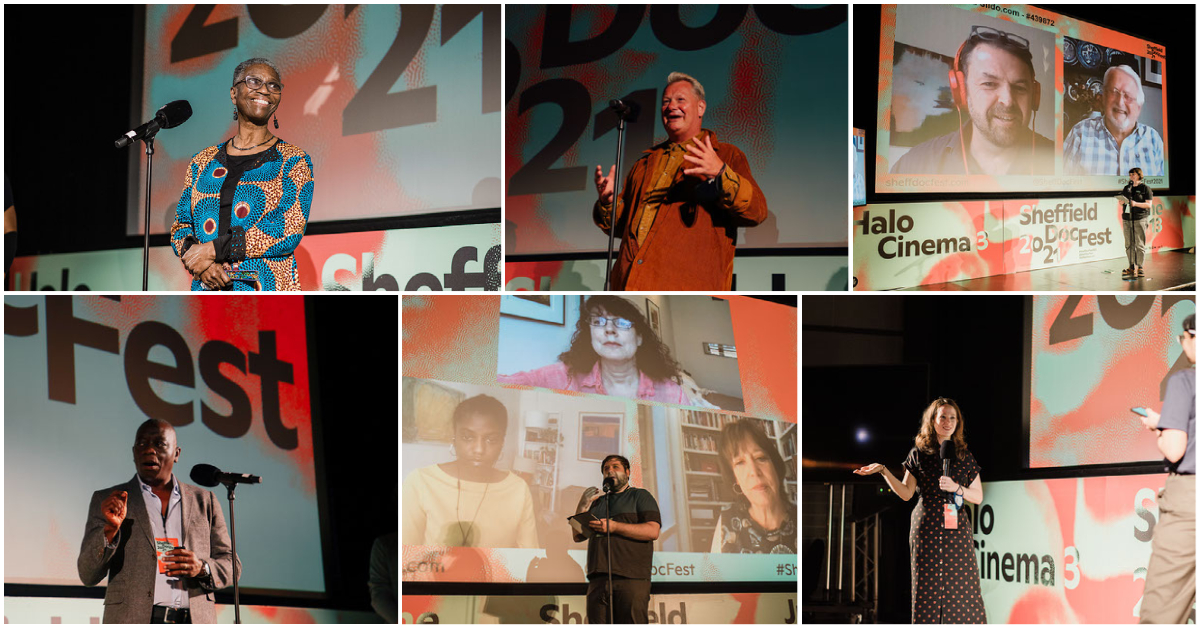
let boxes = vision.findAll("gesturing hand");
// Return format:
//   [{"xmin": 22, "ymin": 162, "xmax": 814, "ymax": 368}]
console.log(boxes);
[
  {"xmin": 595, "ymin": 165, "xmax": 616, "ymax": 204},
  {"xmin": 1140, "ymin": 408, "xmax": 1161, "ymax": 431},
  {"xmin": 182, "ymin": 241, "xmax": 217, "ymax": 275},
  {"xmin": 577, "ymin": 486, "xmax": 602, "ymax": 514},
  {"xmin": 852, "ymin": 463, "xmax": 884, "ymax": 476},
  {"xmin": 163, "ymin": 548, "xmax": 204, "ymax": 578},
  {"xmin": 102, "ymin": 490, "xmax": 128, "ymax": 535},
  {"xmin": 682, "ymin": 135, "xmax": 725, "ymax": 179}
]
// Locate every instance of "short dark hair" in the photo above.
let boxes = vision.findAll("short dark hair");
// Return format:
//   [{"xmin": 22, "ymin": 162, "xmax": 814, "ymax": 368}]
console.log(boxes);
[
  {"xmin": 1129, "ymin": 167, "xmax": 1144, "ymax": 178},
  {"xmin": 452, "ymin": 395, "xmax": 508, "ymax": 433},
  {"xmin": 600, "ymin": 454, "xmax": 630, "ymax": 473},
  {"xmin": 716, "ymin": 420, "xmax": 790, "ymax": 505},
  {"xmin": 558, "ymin": 296, "xmax": 682, "ymax": 382},
  {"xmin": 960, "ymin": 37, "xmax": 1035, "ymax": 83}
]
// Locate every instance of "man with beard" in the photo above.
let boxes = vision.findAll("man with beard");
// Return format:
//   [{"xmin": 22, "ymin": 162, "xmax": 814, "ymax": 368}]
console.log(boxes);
[
  {"xmin": 1064, "ymin": 64, "xmax": 1165, "ymax": 176},
  {"xmin": 571, "ymin": 454, "xmax": 661, "ymax": 623},
  {"xmin": 77, "ymin": 419, "xmax": 240, "ymax": 624},
  {"xmin": 890, "ymin": 25, "xmax": 1053, "ymax": 175},
  {"xmin": 593, "ymin": 72, "xmax": 767, "ymax": 291}
]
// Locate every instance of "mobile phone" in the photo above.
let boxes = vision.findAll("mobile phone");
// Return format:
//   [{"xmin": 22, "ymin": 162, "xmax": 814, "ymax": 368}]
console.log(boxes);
[{"xmin": 1131, "ymin": 407, "xmax": 1149, "ymax": 417}]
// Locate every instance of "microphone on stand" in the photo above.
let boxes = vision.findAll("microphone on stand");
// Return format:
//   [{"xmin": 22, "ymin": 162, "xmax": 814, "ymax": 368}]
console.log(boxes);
[
  {"xmin": 115, "ymin": 100, "xmax": 192, "ymax": 148},
  {"xmin": 609, "ymin": 99, "xmax": 639, "ymax": 122},
  {"xmin": 190, "ymin": 463, "xmax": 262, "ymax": 487},
  {"xmin": 602, "ymin": 476, "xmax": 616, "ymax": 493}
]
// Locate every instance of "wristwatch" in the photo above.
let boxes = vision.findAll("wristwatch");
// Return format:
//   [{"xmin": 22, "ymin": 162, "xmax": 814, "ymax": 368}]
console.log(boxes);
[{"xmin": 200, "ymin": 561, "xmax": 211, "ymax": 579}]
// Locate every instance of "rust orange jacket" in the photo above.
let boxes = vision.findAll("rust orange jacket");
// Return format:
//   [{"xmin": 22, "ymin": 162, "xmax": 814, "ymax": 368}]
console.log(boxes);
[{"xmin": 593, "ymin": 130, "xmax": 767, "ymax": 290}]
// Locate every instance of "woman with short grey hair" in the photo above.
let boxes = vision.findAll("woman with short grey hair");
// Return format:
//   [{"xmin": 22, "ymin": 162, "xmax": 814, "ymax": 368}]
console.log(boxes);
[{"xmin": 170, "ymin": 57, "xmax": 314, "ymax": 290}]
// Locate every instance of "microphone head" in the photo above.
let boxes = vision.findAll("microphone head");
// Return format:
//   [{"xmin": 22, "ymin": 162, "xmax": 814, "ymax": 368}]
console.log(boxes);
[
  {"xmin": 602, "ymin": 476, "xmax": 616, "ymax": 492},
  {"xmin": 190, "ymin": 463, "xmax": 221, "ymax": 487},
  {"xmin": 939, "ymin": 439, "xmax": 955, "ymax": 459},
  {"xmin": 156, "ymin": 100, "xmax": 193, "ymax": 129}
]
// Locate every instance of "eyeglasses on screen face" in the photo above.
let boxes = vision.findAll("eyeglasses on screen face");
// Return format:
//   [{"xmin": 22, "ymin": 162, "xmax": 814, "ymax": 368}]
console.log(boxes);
[
  {"xmin": 234, "ymin": 76, "xmax": 284, "ymax": 94},
  {"xmin": 969, "ymin": 25, "xmax": 1030, "ymax": 51},
  {"xmin": 590, "ymin": 316, "xmax": 634, "ymax": 330},
  {"xmin": 1178, "ymin": 332, "xmax": 1195, "ymax": 345}
]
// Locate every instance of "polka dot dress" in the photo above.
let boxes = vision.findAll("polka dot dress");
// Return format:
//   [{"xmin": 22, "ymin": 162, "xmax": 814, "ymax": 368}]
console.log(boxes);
[{"xmin": 902, "ymin": 447, "xmax": 987, "ymax": 624}]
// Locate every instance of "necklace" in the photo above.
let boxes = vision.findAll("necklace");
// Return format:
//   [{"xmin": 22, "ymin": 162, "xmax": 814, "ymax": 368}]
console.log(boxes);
[
  {"xmin": 229, "ymin": 135, "xmax": 276, "ymax": 152},
  {"xmin": 455, "ymin": 462, "xmax": 490, "ymax": 546}
]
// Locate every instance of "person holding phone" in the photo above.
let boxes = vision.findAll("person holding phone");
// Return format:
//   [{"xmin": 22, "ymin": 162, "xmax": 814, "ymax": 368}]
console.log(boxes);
[
  {"xmin": 853, "ymin": 397, "xmax": 987, "ymax": 623},
  {"xmin": 77, "ymin": 419, "xmax": 240, "ymax": 624},
  {"xmin": 1135, "ymin": 314, "xmax": 1195, "ymax": 624}
]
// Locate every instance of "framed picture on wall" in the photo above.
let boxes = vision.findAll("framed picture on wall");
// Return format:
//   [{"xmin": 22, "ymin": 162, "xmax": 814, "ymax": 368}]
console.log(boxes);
[
  {"xmin": 500, "ymin": 295, "xmax": 565, "ymax": 325},
  {"xmin": 645, "ymin": 299, "xmax": 662, "ymax": 338},
  {"xmin": 579, "ymin": 412, "xmax": 623, "ymax": 462},
  {"xmin": 401, "ymin": 378, "xmax": 464, "ymax": 444}
]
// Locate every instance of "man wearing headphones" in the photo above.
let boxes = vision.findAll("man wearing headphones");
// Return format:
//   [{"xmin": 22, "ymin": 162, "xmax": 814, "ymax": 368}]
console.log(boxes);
[{"xmin": 891, "ymin": 25, "xmax": 1054, "ymax": 175}]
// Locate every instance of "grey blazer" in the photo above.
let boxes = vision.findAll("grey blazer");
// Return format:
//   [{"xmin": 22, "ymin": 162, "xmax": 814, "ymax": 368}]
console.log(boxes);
[{"xmin": 77, "ymin": 476, "xmax": 241, "ymax": 624}]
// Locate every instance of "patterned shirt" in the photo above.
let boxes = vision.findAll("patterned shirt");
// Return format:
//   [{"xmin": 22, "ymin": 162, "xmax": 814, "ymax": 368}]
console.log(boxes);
[
  {"xmin": 171, "ymin": 140, "xmax": 314, "ymax": 291},
  {"xmin": 711, "ymin": 499, "xmax": 796, "ymax": 554},
  {"xmin": 1063, "ymin": 117, "xmax": 1165, "ymax": 176}
]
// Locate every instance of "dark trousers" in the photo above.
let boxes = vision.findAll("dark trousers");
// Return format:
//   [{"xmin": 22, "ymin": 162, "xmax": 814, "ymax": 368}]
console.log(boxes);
[{"xmin": 586, "ymin": 575, "xmax": 650, "ymax": 624}]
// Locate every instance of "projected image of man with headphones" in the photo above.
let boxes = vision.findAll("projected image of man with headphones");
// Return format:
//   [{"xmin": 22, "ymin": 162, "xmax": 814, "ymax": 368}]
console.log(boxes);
[{"xmin": 891, "ymin": 24, "xmax": 1053, "ymax": 176}]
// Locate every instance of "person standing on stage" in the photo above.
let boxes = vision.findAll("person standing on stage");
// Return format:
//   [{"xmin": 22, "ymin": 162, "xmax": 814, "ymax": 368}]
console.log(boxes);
[
  {"xmin": 1064, "ymin": 64, "xmax": 1165, "ymax": 177},
  {"xmin": 1136, "ymin": 314, "xmax": 1195, "ymax": 624},
  {"xmin": 1119, "ymin": 167, "xmax": 1155, "ymax": 279},
  {"xmin": 171, "ymin": 57, "xmax": 314, "ymax": 291},
  {"xmin": 77, "ymin": 419, "xmax": 240, "ymax": 624},
  {"xmin": 593, "ymin": 72, "xmax": 767, "ymax": 291},
  {"xmin": 572, "ymin": 454, "xmax": 661, "ymax": 623},
  {"xmin": 853, "ymin": 397, "xmax": 987, "ymax": 623}
]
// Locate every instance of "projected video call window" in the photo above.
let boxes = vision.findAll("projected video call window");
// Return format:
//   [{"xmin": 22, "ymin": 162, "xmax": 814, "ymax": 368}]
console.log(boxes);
[
  {"xmin": 496, "ymin": 295, "xmax": 746, "ymax": 412},
  {"xmin": 876, "ymin": 4, "xmax": 1169, "ymax": 194},
  {"xmin": 401, "ymin": 378, "xmax": 797, "ymax": 583},
  {"xmin": 1026, "ymin": 295, "xmax": 1195, "ymax": 468}
]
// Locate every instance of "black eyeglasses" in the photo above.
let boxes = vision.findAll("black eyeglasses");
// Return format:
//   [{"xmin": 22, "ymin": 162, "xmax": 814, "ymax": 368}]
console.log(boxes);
[
  {"xmin": 1178, "ymin": 332, "xmax": 1195, "ymax": 345},
  {"xmin": 970, "ymin": 25, "xmax": 1030, "ymax": 51},
  {"xmin": 590, "ymin": 316, "xmax": 634, "ymax": 330},
  {"xmin": 234, "ymin": 76, "xmax": 283, "ymax": 94}
]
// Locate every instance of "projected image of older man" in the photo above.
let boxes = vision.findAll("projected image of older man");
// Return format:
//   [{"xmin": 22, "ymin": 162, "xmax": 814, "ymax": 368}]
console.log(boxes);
[
  {"xmin": 593, "ymin": 72, "xmax": 767, "ymax": 291},
  {"xmin": 1064, "ymin": 64, "xmax": 1165, "ymax": 176},
  {"xmin": 890, "ymin": 26, "xmax": 1054, "ymax": 176}
]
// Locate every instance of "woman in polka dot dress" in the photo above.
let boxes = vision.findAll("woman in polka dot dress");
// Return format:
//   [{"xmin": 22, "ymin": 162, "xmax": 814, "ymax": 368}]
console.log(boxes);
[{"xmin": 854, "ymin": 397, "xmax": 987, "ymax": 623}]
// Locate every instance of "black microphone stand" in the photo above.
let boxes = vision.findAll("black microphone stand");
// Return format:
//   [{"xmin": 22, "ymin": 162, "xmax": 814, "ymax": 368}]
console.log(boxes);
[
  {"xmin": 603, "ymin": 103, "xmax": 637, "ymax": 291},
  {"xmin": 221, "ymin": 480, "xmax": 243, "ymax": 624},
  {"xmin": 606, "ymin": 486, "xmax": 614, "ymax": 625},
  {"xmin": 139, "ymin": 134, "xmax": 158, "ymax": 291}
]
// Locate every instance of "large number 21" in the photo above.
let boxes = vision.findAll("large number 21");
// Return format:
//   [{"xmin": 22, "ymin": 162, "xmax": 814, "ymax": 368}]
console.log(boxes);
[{"xmin": 170, "ymin": 5, "xmax": 499, "ymax": 137}]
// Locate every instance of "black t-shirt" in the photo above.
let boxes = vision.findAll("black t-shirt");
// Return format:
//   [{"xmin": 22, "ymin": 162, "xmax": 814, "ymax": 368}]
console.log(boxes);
[
  {"xmin": 585, "ymin": 486, "xmax": 661, "ymax": 580},
  {"xmin": 1122, "ymin": 182, "xmax": 1154, "ymax": 220}
]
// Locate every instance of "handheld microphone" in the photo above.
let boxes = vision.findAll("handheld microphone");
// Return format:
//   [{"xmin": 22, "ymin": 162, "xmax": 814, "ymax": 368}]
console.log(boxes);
[
  {"xmin": 190, "ymin": 463, "xmax": 262, "ymax": 487},
  {"xmin": 115, "ymin": 100, "xmax": 192, "ymax": 149},
  {"xmin": 602, "ymin": 476, "xmax": 616, "ymax": 493},
  {"xmin": 939, "ymin": 440, "xmax": 955, "ymax": 490},
  {"xmin": 609, "ymin": 99, "xmax": 639, "ymax": 122}
]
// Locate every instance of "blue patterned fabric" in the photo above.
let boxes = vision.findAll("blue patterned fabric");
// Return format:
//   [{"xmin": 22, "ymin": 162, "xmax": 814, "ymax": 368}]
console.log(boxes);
[{"xmin": 171, "ymin": 140, "xmax": 314, "ymax": 291}]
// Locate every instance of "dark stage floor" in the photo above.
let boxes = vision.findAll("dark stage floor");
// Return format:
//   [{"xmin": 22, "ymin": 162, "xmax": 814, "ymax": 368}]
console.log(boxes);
[{"xmin": 901, "ymin": 250, "xmax": 1196, "ymax": 291}]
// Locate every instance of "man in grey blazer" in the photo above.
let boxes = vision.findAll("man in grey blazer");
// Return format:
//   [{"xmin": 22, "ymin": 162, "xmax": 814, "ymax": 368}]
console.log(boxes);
[{"xmin": 78, "ymin": 419, "xmax": 240, "ymax": 624}]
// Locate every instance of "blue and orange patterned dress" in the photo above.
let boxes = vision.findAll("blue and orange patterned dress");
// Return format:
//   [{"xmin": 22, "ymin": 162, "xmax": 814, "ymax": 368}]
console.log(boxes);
[{"xmin": 171, "ymin": 140, "xmax": 313, "ymax": 291}]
